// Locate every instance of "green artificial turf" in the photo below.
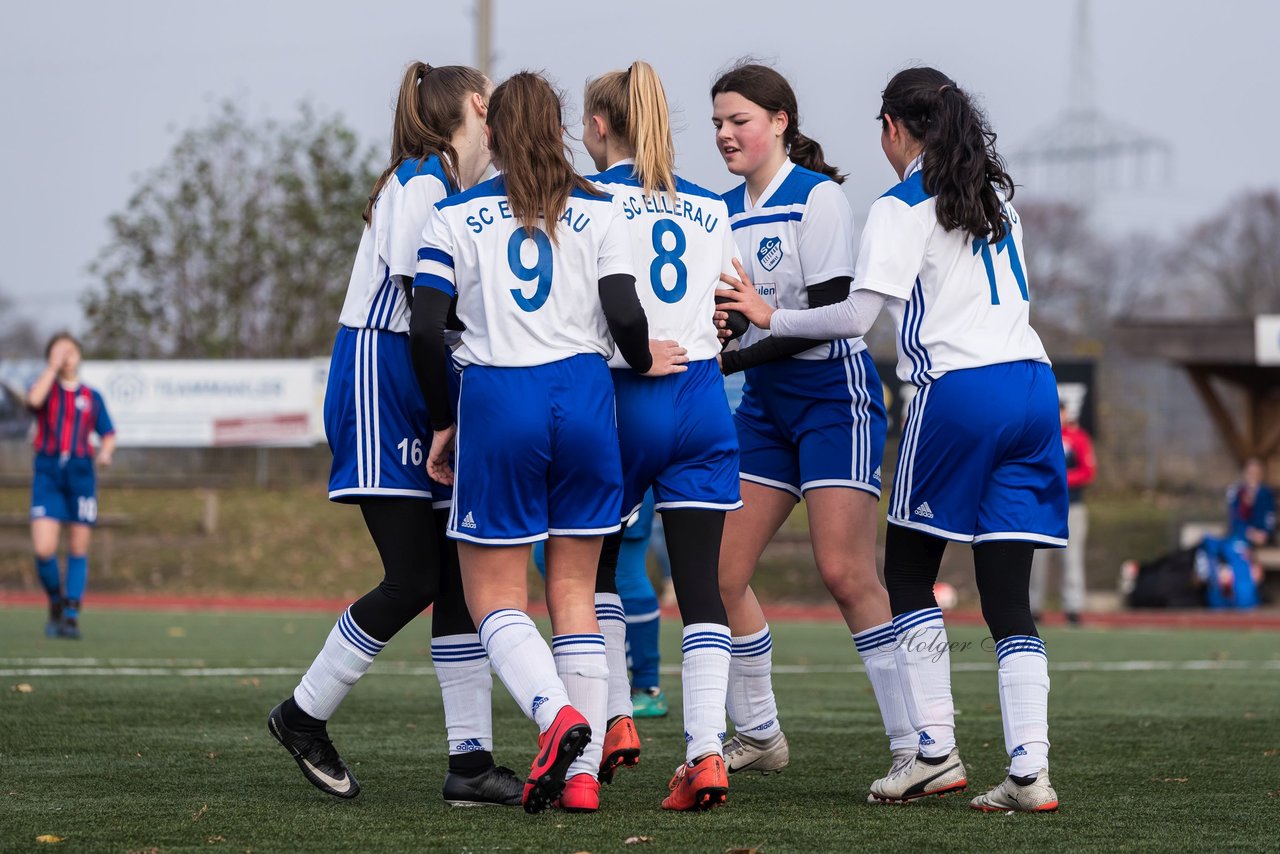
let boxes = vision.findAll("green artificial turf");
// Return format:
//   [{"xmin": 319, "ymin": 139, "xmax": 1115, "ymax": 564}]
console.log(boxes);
[{"xmin": 1, "ymin": 609, "xmax": 1277, "ymax": 852}]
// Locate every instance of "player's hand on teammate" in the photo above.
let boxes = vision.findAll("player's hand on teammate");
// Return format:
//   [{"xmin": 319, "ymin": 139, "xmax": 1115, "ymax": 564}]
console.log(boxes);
[
  {"xmin": 714, "ymin": 309, "xmax": 734, "ymax": 340},
  {"xmin": 644, "ymin": 339, "xmax": 689, "ymax": 377},
  {"xmin": 718, "ymin": 258, "xmax": 774, "ymax": 330},
  {"xmin": 427, "ymin": 425, "xmax": 457, "ymax": 486}
]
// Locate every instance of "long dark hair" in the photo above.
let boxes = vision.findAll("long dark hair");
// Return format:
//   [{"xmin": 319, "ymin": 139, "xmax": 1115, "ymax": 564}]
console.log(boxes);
[
  {"xmin": 880, "ymin": 67, "xmax": 1014, "ymax": 241},
  {"xmin": 489, "ymin": 72, "xmax": 601, "ymax": 243},
  {"xmin": 363, "ymin": 61, "xmax": 488, "ymax": 225},
  {"xmin": 711, "ymin": 62, "xmax": 843, "ymax": 184}
]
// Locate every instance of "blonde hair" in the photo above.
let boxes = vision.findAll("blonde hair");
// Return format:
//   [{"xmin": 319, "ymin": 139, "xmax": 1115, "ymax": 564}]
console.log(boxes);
[{"xmin": 585, "ymin": 60, "xmax": 676, "ymax": 198}]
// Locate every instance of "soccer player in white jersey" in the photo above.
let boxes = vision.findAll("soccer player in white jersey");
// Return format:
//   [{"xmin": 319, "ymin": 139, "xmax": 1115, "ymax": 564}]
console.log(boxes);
[
  {"xmin": 268, "ymin": 62, "xmax": 523, "ymax": 808},
  {"xmin": 412, "ymin": 71, "xmax": 685, "ymax": 814},
  {"xmin": 719, "ymin": 67, "xmax": 1068, "ymax": 813},
  {"xmin": 708, "ymin": 63, "xmax": 917, "ymax": 793},
  {"xmin": 582, "ymin": 60, "xmax": 741, "ymax": 811}
]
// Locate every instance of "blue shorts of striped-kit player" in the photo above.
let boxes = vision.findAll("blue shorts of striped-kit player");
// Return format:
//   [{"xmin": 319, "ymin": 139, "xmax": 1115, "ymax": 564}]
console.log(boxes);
[
  {"xmin": 448, "ymin": 353, "xmax": 623, "ymax": 545},
  {"xmin": 31, "ymin": 455, "xmax": 98, "ymax": 525},
  {"xmin": 734, "ymin": 350, "xmax": 887, "ymax": 499},
  {"xmin": 325, "ymin": 325, "xmax": 434, "ymax": 503},
  {"xmin": 426, "ymin": 353, "xmax": 464, "ymax": 510},
  {"xmin": 614, "ymin": 358, "xmax": 741, "ymax": 520},
  {"xmin": 889, "ymin": 359, "xmax": 1069, "ymax": 546}
]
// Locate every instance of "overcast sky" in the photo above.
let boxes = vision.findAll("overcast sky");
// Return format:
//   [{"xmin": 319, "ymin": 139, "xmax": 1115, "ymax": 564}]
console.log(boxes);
[{"xmin": 1, "ymin": 0, "xmax": 1273, "ymax": 334}]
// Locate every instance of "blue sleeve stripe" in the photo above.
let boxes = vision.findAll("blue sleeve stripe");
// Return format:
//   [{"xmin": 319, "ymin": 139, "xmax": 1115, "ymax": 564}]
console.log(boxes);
[
  {"xmin": 417, "ymin": 247, "xmax": 454, "ymax": 268},
  {"xmin": 730, "ymin": 211, "xmax": 803, "ymax": 231},
  {"xmin": 413, "ymin": 272, "xmax": 456, "ymax": 296}
]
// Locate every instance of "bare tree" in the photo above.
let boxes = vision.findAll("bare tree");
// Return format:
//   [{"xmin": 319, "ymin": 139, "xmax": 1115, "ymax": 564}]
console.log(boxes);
[
  {"xmin": 1177, "ymin": 189, "xmax": 1280, "ymax": 317},
  {"xmin": 83, "ymin": 102, "xmax": 378, "ymax": 358}
]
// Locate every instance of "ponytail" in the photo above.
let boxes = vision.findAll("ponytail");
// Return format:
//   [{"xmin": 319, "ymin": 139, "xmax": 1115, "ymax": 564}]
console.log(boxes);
[
  {"xmin": 710, "ymin": 62, "xmax": 844, "ymax": 185},
  {"xmin": 489, "ymin": 71, "xmax": 601, "ymax": 244},
  {"xmin": 880, "ymin": 67, "xmax": 1014, "ymax": 241},
  {"xmin": 363, "ymin": 61, "xmax": 488, "ymax": 225},
  {"xmin": 584, "ymin": 60, "xmax": 676, "ymax": 198}
]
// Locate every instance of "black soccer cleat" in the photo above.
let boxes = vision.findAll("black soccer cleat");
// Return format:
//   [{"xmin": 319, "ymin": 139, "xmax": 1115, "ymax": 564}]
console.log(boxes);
[
  {"xmin": 267, "ymin": 702, "xmax": 360, "ymax": 799},
  {"xmin": 442, "ymin": 765, "xmax": 524, "ymax": 807}
]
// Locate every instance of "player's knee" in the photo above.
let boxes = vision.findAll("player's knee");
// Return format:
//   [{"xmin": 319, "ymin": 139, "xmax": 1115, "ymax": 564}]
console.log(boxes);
[
  {"xmin": 33, "ymin": 546, "xmax": 57, "ymax": 562},
  {"xmin": 978, "ymin": 591, "xmax": 1036, "ymax": 642},
  {"xmin": 379, "ymin": 571, "xmax": 438, "ymax": 614},
  {"xmin": 816, "ymin": 559, "xmax": 874, "ymax": 607}
]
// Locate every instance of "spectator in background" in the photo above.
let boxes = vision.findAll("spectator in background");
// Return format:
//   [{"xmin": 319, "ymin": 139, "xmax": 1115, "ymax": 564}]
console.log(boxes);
[
  {"xmin": 1030, "ymin": 402, "xmax": 1095, "ymax": 625},
  {"xmin": 27, "ymin": 332, "xmax": 116, "ymax": 639},
  {"xmin": 1226, "ymin": 457, "xmax": 1275, "ymax": 548}
]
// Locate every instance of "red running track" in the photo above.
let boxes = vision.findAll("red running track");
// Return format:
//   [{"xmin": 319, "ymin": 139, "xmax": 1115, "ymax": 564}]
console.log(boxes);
[{"xmin": 1, "ymin": 591, "xmax": 1278, "ymax": 630}]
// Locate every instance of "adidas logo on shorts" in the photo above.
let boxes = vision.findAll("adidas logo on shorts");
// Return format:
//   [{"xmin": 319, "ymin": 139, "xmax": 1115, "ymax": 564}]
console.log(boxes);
[
  {"xmin": 461, "ymin": 511, "xmax": 478, "ymax": 529},
  {"xmin": 914, "ymin": 502, "xmax": 935, "ymax": 519}
]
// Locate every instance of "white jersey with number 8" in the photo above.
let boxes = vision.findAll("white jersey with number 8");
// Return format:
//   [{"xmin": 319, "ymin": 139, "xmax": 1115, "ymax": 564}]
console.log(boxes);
[{"xmin": 588, "ymin": 160, "xmax": 738, "ymax": 367}]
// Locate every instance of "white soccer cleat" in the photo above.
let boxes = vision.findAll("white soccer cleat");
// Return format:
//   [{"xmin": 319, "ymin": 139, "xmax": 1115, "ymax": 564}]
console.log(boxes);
[
  {"xmin": 869, "ymin": 748, "xmax": 967, "ymax": 803},
  {"xmin": 865, "ymin": 748, "xmax": 918, "ymax": 804},
  {"xmin": 722, "ymin": 731, "xmax": 790, "ymax": 775},
  {"xmin": 970, "ymin": 768, "xmax": 1059, "ymax": 812}
]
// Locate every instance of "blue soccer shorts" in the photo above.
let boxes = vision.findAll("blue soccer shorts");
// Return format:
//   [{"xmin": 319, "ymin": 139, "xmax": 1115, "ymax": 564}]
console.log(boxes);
[
  {"xmin": 614, "ymin": 358, "xmax": 741, "ymax": 520},
  {"xmin": 325, "ymin": 326, "xmax": 435, "ymax": 503},
  {"xmin": 734, "ymin": 350, "xmax": 887, "ymax": 500},
  {"xmin": 448, "ymin": 354, "xmax": 623, "ymax": 545},
  {"xmin": 31, "ymin": 455, "xmax": 98, "ymax": 525},
  {"xmin": 888, "ymin": 360, "xmax": 1069, "ymax": 546}
]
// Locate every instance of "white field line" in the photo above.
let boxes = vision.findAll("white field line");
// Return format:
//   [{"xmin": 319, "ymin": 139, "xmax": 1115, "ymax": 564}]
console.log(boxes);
[{"xmin": 1, "ymin": 659, "xmax": 1278, "ymax": 678}]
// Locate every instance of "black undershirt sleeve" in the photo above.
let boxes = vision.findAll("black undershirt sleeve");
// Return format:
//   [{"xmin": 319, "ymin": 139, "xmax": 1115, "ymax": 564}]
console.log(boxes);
[
  {"xmin": 408, "ymin": 286, "xmax": 457, "ymax": 431},
  {"xmin": 599, "ymin": 273, "xmax": 653, "ymax": 374},
  {"xmin": 718, "ymin": 276, "xmax": 852, "ymax": 375},
  {"xmin": 714, "ymin": 294, "xmax": 750, "ymax": 345}
]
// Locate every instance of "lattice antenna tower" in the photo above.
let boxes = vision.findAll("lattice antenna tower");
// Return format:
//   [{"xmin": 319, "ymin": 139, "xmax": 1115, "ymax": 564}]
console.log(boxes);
[{"xmin": 1011, "ymin": 0, "xmax": 1173, "ymax": 209}]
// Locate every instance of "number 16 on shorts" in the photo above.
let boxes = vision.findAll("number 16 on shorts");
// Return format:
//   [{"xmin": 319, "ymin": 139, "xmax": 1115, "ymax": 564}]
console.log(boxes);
[{"xmin": 397, "ymin": 437, "xmax": 424, "ymax": 467}]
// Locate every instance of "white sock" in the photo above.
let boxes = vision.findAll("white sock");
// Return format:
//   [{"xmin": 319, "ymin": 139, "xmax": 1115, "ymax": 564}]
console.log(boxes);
[
  {"xmin": 891, "ymin": 608, "xmax": 956, "ymax": 758},
  {"xmin": 294, "ymin": 608, "xmax": 383, "ymax": 720},
  {"xmin": 853, "ymin": 621, "xmax": 917, "ymax": 753},
  {"xmin": 681, "ymin": 623, "xmax": 731, "ymax": 763},
  {"xmin": 994, "ymin": 635, "xmax": 1051, "ymax": 777},
  {"xmin": 728, "ymin": 625, "xmax": 781, "ymax": 739},
  {"xmin": 595, "ymin": 594, "xmax": 632, "ymax": 721},
  {"xmin": 553, "ymin": 633, "xmax": 608, "ymax": 779},
  {"xmin": 431, "ymin": 633, "xmax": 493, "ymax": 754},
  {"xmin": 478, "ymin": 609, "xmax": 568, "ymax": 732}
]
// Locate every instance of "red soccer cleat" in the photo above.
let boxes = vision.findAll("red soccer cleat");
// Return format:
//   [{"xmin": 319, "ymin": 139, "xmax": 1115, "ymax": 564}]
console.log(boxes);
[
  {"xmin": 557, "ymin": 773, "xmax": 600, "ymax": 812},
  {"xmin": 661, "ymin": 753, "xmax": 729, "ymax": 811},
  {"xmin": 599, "ymin": 716, "xmax": 641, "ymax": 783},
  {"xmin": 522, "ymin": 705, "xmax": 592, "ymax": 814}
]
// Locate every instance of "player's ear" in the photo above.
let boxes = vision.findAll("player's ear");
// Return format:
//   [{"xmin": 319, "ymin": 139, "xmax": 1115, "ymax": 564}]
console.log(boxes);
[
  {"xmin": 591, "ymin": 114, "xmax": 608, "ymax": 142},
  {"xmin": 883, "ymin": 114, "xmax": 901, "ymax": 144},
  {"xmin": 772, "ymin": 109, "xmax": 788, "ymax": 139},
  {"xmin": 472, "ymin": 90, "xmax": 488, "ymax": 119}
]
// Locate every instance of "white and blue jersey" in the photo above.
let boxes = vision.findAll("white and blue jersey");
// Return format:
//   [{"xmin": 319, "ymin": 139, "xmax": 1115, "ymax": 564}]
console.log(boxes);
[
  {"xmin": 724, "ymin": 159, "xmax": 861, "ymax": 361},
  {"xmin": 326, "ymin": 156, "xmax": 454, "ymax": 502},
  {"xmin": 415, "ymin": 175, "xmax": 633, "ymax": 543},
  {"xmin": 589, "ymin": 161, "xmax": 742, "ymax": 518},
  {"xmin": 854, "ymin": 155, "xmax": 1066, "ymax": 544},
  {"xmin": 725, "ymin": 160, "xmax": 886, "ymax": 498}
]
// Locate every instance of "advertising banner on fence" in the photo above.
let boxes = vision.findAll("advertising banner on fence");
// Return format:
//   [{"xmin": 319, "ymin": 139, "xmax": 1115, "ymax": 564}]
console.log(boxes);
[
  {"xmin": 0, "ymin": 360, "xmax": 328, "ymax": 448},
  {"xmin": 74, "ymin": 360, "xmax": 329, "ymax": 448}
]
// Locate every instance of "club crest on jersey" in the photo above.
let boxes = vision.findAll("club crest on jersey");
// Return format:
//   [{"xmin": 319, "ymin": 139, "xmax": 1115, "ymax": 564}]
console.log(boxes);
[{"xmin": 757, "ymin": 236, "xmax": 783, "ymax": 271}]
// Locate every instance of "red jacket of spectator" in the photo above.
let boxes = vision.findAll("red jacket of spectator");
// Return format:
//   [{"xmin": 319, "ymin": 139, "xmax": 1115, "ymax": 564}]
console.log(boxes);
[{"xmin": 1063, "ymin": 423, "xmax": 1095, "ymax": 503}]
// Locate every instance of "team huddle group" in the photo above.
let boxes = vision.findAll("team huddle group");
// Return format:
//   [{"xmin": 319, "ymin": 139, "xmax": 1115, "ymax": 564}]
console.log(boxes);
[{"xmin": 266, "ymin": 57, "xmax": 1070, "ymax": 816}]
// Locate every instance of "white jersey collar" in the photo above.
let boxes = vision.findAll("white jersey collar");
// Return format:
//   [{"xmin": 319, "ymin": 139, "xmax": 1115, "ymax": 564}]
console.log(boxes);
[
  {"xmin": 606, "ymin": 157, "xmax": 636, "ymax": 170},
  {"xmin": 904, "ymin": 154, "xmax": 924, "ymax": 180},
  {"xmin": 746, "ymin": 158, "xmax": 795, "ymax": 210}
]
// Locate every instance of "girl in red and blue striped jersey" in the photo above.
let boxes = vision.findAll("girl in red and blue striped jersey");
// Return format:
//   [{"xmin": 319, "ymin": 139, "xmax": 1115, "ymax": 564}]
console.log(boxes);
[{"xmin": 26, "ymin": 332, "xmax": 116, "ymax": 639}]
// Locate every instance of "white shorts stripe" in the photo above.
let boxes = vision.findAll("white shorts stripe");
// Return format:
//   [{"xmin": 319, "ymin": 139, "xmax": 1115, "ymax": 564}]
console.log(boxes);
[
  {"xmin": 370, "ymin": 329, "xmax": 381, "ymax": 488},
  {"xmin": 353, "ymin": 329, "xmax": 366, "ymax": 489},
  {"xmin": 739, "ymin": 472, "xmax": 802, "ymax": 500}
]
